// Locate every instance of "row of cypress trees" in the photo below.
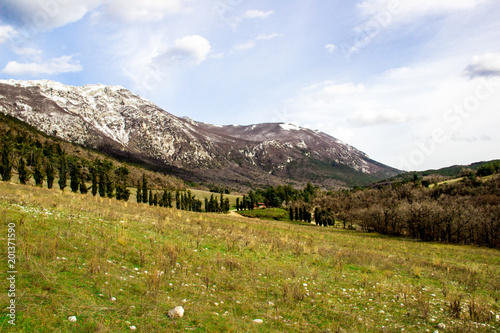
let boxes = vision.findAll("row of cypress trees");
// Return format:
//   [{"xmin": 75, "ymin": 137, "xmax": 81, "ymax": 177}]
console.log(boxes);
[{"xmin": 0, "ymin": 130, "xmax": 130, "ymax": 200}]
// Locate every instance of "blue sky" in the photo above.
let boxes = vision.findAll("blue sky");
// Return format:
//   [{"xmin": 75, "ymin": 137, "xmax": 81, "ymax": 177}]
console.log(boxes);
[{"xmin": 1, "ymin": 0, "xmax": 499, "ymax": 171}]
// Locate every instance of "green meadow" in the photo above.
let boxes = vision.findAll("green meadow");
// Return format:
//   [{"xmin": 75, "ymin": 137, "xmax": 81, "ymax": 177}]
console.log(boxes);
[{"xmin": 0, "ymin": 181, "xmax": 498, "ymax": 332}]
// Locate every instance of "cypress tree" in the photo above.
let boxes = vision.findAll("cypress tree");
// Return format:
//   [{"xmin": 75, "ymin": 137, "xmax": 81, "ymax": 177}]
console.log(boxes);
[
  {"xmin": 98, "ymin": 173, "xmax": 106, "ymax": 197},
  {"xmin": 18, "ymin": 156, "xmax": 31, "ymax": 185},
  {"xmin": 149, "ymin": 190, "xmax": 153, "ymax": 205},
  {"xmin": 46, "ymin": 158, "xmax": 55, "ymax": 189},
  {"xmin": 236, "ymin": 198, "xmax": 240, "ymax": 211},
  {"xmin": 106, "ymin": 178, "xmax": 114, "ymax": 198},
  {"xmin": 153, "ymin": 193, "xmax": 158, "ymax": 206},
  {"xmin": 58, "ymin": 153, "xmax": 68, "ymax": 190},
  {"xmin": 90, "ymin": 165, "xmax": 98, "ymax": 196},
  {"xmin": 0, "ymin": 142, "xmax": 13, "ymax": 181},
  {"xmin": 289, "ymin": 206, "xmax": 294, "ymax": 221},
  {"xmin": 33, "ymin": 155, "xmax": 45, "ymax": 186},
  {"xmin": 69, "ymin": 160, "xmax": 80, "ymax": 193},
  {"xmin": 136, "ymin": 180, "xmax": 142, "ymax": 203},
  {"xmin": 114, "ymin": 166, "xmax": 130, "ymax": 201},
  {"xmin": 142, "ymin": 173, "xmax": 148, "ymax": 204},
  {"xmin": 175, "ymin": 190, "xmax": 180, "ymax": 209},
  {"xmin": 295, "ymin": 207, "xmax": 299, "ymax": 221}
]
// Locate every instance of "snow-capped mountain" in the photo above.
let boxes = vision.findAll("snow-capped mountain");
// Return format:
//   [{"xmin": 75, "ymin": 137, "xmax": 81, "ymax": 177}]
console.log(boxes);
[{"xmin": 0, "ymin": 80, "xmax": 400, "ymax": 188}]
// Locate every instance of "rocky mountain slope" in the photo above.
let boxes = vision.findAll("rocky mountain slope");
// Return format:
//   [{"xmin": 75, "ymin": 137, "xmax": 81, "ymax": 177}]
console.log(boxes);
[{"xmin": 0, "ymin": 80, "xmax": 400, "ymax": 188}]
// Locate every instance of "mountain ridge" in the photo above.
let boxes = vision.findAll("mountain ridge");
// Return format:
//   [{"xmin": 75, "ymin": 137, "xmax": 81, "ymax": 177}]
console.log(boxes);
[{"xmin": 0, "ymin": 79, "xmax": 401, "ymax": 188}]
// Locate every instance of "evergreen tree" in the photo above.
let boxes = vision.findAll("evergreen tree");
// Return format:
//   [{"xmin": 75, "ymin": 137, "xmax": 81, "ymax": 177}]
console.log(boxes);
[
  {"xmin": 295, "ymin": 207, "xmax": 299, "ymax": 221},
  {"xmin": 142, "ymin": 173, "xmax": 148, "ymax": 204},
  {"xmin": 0, "ymin": 142, "xmax": 13, "ymax": 182},
  {"xmin": 98, "ymin": 172, "xmax": 106, "ymax": 197},
  {"xmin": 153, "ymin": 193, "xmax": 158, "ymax": 206},
  {"xmin": 289, "ymin": 206, "xmax": 294, "ymax": 221},
  {"xmin": 69, "ymin": 160, "xmax": 81, "ymax": 193},
  {"xmin": 136, "ymin": 180, "xmax": 142, "ymax": 203},
  {"xmin": 115, "ymin": 166, "xmax": 130, "ymax": 201},
  {"xmin": 106, "ymin": 178, "xmax": 114, "ymax": 198},
  {"xmin": 33, "ymin": 155, "xmax": 45, "ymax": 187},
  {"xmin": 58, "ymin": 154, "xmax": 68, "ymax": 190},
  {"xmin": 148, "ymin": 190, "xmax": 153, "ymax": 205},
  {"xmin": 90, "ymin": 164, "xmax": 98, "ymax": 196},
  {"xmin": 204, "ymin": 197, "xmax": 208, "ymax": 212},
  {"xmin": 236, "ymin": 198, "xmax": 240, "ymax": 211},
  {"xmin": 175, "ymin": 190, "xmax": 180, "ymax": 209},
  {"xmin": 46, "ymin": 158, "xmax": 55, "ymax": 189},
  {"xmin": 18, "ymin": 156, "xmax": 31, "ymax": 185}
]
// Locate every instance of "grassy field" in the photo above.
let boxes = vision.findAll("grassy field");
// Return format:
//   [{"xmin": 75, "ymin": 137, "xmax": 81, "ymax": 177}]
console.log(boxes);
[
  {"xmin": 237, "ymin": 208, "xmax": 293, "ymax": 222},
  {"xmin": 0, "ymin": 181, "xmax": 499, "ymax": 332},
  {"xmin": 188, "ymin": 189, "xmax": 242, "ymax": 209}
]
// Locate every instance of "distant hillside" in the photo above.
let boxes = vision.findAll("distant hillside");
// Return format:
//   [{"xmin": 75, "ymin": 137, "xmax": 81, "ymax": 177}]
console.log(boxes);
[{"xmin": 370, "ymin": 160, "xmax": 500, "ymax": 187}]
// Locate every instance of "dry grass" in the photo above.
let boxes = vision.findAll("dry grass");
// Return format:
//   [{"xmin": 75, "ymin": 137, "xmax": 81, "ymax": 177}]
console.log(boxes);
[{"xmin": 0, "ymin": 181, "xmax": 499, "ymax": 332}]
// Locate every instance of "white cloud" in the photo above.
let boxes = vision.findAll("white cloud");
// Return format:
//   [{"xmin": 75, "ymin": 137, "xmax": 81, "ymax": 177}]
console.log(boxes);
[
  {"xmin": 357, "ymin": 0, "xmax": 486, "ymax": 27},
  {"xmin": 0, "ymin": 25, "xmax": 16, "ymax": 43},
  {"xmin": 1, "ymin": 55, "xmax": 83, "ymax": 76},
  {"xmin": 234, "ymin": 33, "xmax": 281, "ymax": 52},
  {"xmin": 349, "ymin": 109, "xmax": 412, "ymax": 127},
  {"xmin": 1, "ymin": 0, "xmax": 101, "ymax": 30},
  {"xmin": 154, "ymin": 35, "xmax": 211, "ymax": 66},
  {"xmin": 243, "ymin": 10, "xmax": 274, "ymax": 19},
  {"xmin": 1, "ymin": 0, "xmax": 188, "ymax": 31},
  {"xmin": 256, "ymin": 33, "xmax": 282, "ymax": 40},
  {"xmin": 98, "ymin": 0, "xmax": 187, "ymax": 22},
  {"xmin": 11, "ymin": 47, "xmax": 42, "ymax": 56},
  {"xmin": 235, "ymin": 40, "xmax": 256, "ymax": 52},
  {"xmin": 464, "ymin": 52, "xmax": 500, "ymax": 78},
  {"xmin": 325, "ymin": 44, "xmax": 336, "ymax": 54}
]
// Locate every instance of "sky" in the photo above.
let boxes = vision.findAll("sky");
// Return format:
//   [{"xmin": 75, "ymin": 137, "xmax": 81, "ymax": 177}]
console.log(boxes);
[{"xmin": 0, "ymin": 0, "xmax": 499, "ymax": 171}]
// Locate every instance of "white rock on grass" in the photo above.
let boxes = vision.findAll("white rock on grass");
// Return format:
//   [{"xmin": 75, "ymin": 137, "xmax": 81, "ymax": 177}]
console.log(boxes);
[
  {"xmin": 129, "ymin": 325, "xmax": 137, "ymax": 330},
  {"xmin": 168, "ymin": 306, "xmax": 184, "ymax": 318},
  {"xmin": 68, "ymin": 316, "xmax": 77, "ymax": 322},
  {"xmin": 438, "ymin": 323, "xmax": 446, "ymax": 329},
  {"xmin": 252, "ymin": 319, "xmax": 263, "ymax": 324}
]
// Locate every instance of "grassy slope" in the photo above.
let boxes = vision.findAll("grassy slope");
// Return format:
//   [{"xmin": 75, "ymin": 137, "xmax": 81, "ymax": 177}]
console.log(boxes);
[
  {"xmin": 237, "ymin": 208, "xmax": 292, "ymax": 222},
  {"xmin": 0, "ymin": 182, "xmax": 499, "ymax": 332}
]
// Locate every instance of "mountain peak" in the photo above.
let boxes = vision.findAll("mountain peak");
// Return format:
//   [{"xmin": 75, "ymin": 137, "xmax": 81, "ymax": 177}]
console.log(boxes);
[{"xmin": 0, "ymin": 80, "xmax": 400, "ymax": 188}]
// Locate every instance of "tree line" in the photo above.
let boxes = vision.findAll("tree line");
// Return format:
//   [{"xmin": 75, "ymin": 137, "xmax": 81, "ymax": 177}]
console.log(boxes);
[{"xmin": 313, "ymin": 173, "xmax": 500, "ymax": 248}]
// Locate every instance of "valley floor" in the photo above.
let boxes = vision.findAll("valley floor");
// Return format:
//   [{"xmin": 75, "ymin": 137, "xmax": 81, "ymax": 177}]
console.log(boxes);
[{"xmin": 0, "ymin": 181, "xmax": 499, "ymax": 332}]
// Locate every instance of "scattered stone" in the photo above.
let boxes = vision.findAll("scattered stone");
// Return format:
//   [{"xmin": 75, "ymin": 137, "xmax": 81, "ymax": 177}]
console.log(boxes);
[
  {"xmin": 168, "ymin": 306, "xmax": 185, "ymax": 318},
  {"xmin": 68, "ymin": 316, "xmax": 77, "ymax": 322},
  {"xmin": 438, "ymin": 323, "xmax": 446, "ymax": 329},
  {"xmin": 253, "ymin": 319, "xmax": 263, "ymax": 324},
  {"xmin": 129, "ymin": 325, "xmax": 137, "ymax": 330},
  {"xmin": 110, "ymin": 297, "xmax": 117, "ymax": 302}
]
